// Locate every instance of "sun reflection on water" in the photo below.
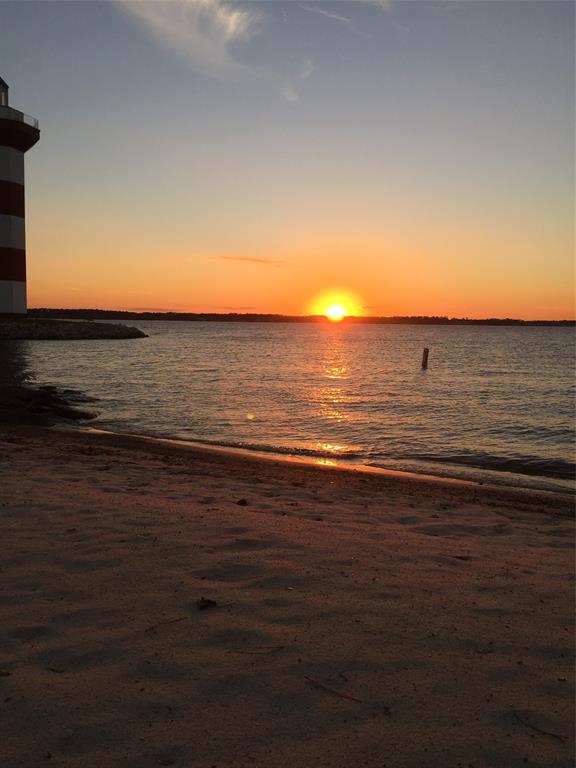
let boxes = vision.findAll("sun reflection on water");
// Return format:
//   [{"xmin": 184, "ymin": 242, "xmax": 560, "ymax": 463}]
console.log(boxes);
[
  {"xmin": 312, "ymin": 330, "xmax": 353, "ymax": 423},
  {"xmin": 325, "ymin": 365, "xmax": 348, "ymax": 379},
  {"xmin": 318, "ymin": 442, "xmax": 347, "ymax": 453}
]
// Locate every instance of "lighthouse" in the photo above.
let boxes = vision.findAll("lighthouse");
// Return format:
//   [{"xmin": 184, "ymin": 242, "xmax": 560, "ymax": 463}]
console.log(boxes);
[{"xmin": 0, "ymin": 77, "xmax": 40, "ymax": 316}]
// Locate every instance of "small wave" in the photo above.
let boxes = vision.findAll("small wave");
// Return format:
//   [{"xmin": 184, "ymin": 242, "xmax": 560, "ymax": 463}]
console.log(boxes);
[
  {"xmin": 405, "ymin": 452, "xmax": 575, "ymax": 480},
  {"xmin": 181, "ymin": 436, "xmax": 364, "ymax": 460}
]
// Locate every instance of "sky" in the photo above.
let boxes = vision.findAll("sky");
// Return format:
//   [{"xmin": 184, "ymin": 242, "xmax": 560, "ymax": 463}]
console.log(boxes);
[{"xmin": 0, "ymin": 0, "xmax": 573, "ymax": 319}]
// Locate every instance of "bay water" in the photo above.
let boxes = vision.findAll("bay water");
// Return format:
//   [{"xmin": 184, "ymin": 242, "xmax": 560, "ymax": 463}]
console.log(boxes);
[{"xmin": 5, "ymin": 322, "xmax": 574, "ymax": 492}]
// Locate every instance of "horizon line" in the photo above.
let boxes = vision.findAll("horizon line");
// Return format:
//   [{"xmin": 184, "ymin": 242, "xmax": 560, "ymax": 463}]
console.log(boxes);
[{"xmin": 28, "ymin": 309, "xmax": 575, "ymax": 325}]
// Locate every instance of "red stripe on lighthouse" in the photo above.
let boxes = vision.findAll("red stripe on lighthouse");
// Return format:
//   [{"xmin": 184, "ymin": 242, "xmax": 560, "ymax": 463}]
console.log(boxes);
[
  {"xmin": 0, "ymin": 180, "xmax": 25, "ymax": 218},
  {"xmin": 0, "ymin": 119, "xmax": 40, "ymax": 153},
  {"xmin": 0, "ymin": 247, "xmax": 26, "ymax": 281}
]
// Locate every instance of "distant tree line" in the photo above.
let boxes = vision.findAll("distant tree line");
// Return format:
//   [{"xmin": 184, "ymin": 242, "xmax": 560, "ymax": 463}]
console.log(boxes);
[{"xmin": 28, "ymin": 309, "xmax": 574, "ymax": 326}]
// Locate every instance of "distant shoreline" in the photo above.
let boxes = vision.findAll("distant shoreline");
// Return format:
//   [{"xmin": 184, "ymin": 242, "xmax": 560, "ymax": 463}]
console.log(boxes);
[{"xmin": 29, "ymin": 309, "xmax": 575, "ymax": 326}]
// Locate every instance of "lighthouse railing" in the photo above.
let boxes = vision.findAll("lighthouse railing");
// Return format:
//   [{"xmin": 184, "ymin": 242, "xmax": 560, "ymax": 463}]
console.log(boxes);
[{"xmin": 0, "ymin": 105, "xmax": 39, "ymax": 129}]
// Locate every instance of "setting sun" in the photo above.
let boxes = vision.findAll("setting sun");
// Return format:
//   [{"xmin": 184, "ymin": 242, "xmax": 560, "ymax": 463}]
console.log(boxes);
[
  {"xmin": 325, "ymin": 304, "xmax": 347, "ymax": 322},
  {"xmin": 307, "ymin": 290, "xmax": 363, "ymax": 321}
]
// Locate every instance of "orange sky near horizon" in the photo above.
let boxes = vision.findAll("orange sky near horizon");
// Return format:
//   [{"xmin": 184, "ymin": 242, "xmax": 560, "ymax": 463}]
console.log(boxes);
[{"xmin": 26, "ymin": 211, "xmax": 574, "ymax": 320}]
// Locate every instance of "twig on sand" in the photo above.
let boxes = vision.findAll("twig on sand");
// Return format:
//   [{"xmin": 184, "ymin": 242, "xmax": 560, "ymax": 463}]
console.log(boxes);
[
  {"xmin": 227, "ymin": 645, "xmax": 286, "ymax": 655},
  {"xmin": 144, "ymin": 617, "xmax": 187, "ymax": 633},
  {"xmin": 513, "ymin": 711, "xmax": 568, "ymax": 742},
  {"xmin": 305, "ymin": 676, "xmax": 363, "ymax": 703}
]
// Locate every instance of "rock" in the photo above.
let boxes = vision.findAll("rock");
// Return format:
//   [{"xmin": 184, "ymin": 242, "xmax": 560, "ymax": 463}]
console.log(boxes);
[{"xmin": 196, "ymin": 597, "xmax": 218, "ymax": 611}]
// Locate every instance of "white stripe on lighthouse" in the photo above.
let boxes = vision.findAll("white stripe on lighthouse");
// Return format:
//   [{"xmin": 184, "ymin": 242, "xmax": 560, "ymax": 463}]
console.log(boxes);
[
  {"xmin": 0, "ymin": 214, "xmax": 25, "ymax": 250},
  {"xmin": 0, "ymin": 146, "xmax": 24, "ymax": 185},
  {"xmin": 0, "ymin": 280, "xmax": 26, "ymax": 314}
]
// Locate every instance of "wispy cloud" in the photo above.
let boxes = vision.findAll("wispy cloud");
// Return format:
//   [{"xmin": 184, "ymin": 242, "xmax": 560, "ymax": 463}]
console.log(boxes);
[
  {"xmin": 299, "ymin": 1, "xmax": 396, "ymax": 39},
  {"xmin": 282, "ymin": 58, "xmax": 314, "ymax": 103},
  {"xmin": 369, "ymin": 0, "xmax": 394, "ymax": 11},
  {"xmin": 115, "ymin": 1, "xmax": 396, "ymax": 103},
  {"xmin": 116, "ymin": 0, "xmax": 316, "ymax": 103},
  {"xmin": 299, "ymin": 4, "xmax": 354, "ymax": 26},
  {"xmin": 212, "ymin": 255, "xmax": 285, "ymax": 265},
  {"xmin": 116, "ymin": 0, "xmax": 261, "ymax": 82}
]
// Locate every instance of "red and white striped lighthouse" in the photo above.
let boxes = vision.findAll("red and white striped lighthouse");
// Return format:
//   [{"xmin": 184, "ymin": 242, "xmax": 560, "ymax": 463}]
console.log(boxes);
[{"xmin": 0, "ymin": 77, "xmax": 40, "ymax": 316}]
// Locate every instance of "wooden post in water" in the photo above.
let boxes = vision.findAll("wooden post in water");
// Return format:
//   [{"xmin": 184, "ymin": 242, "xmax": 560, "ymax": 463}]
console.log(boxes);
[{"xmin": 421, "ymin": 347, "xmax": 429, "ymax": 370}]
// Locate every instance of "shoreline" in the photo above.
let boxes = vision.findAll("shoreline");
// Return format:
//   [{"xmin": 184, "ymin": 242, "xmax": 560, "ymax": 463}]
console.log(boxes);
[
  {"xmin": 0, "ymin": 422, "xmax": 573, "ymax": 766},
  {"xmin": 79, "ymin": 424, "xmax": 575, "ymax": 501},
  {"xmin": 0, "ymin": 374, "xmax": 572, "ymax": 494},
  {"xmin": 0, "ymin": 382, "xmax": 99, "ymax": 427},
  {"xmin": 23, "ymin": 423, "xmax": 575, "ymax": 518},
  {"xmin": 29, "ymin": 309, "xmax": 576, "ymax": 325}
]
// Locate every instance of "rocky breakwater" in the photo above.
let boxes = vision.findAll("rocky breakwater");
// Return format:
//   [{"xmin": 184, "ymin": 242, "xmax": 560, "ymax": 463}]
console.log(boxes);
[
  {"xmin": 0, "ymin": 318, "xmax": 147, "ymax": 340},
  {"xmin": 0, "ymin": 384, "xmax": 98, "ymax": 426},
  {"xmin": 0, "ymin": 318, "xmax": 146, "ymax": 425}
]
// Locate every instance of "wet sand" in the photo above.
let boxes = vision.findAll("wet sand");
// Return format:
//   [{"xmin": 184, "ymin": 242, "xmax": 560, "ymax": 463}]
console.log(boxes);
[{"xmin": 0, "ymin": 426, "xmax": 573, "ymax": 767}]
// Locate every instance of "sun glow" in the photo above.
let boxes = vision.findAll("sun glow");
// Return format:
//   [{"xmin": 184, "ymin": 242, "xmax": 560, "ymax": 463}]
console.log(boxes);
[
  {"xmin": 325, "ymin": 304, "xmax": 347, "ymax": 322},
  {"xmin": 307, "ymin": 290, "xmax": 363, "ymax": 322}
]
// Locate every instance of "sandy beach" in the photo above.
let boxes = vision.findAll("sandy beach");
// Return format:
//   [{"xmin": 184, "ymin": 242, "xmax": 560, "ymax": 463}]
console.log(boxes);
[{"xmin": 0, "ymin": 425, "xmax": 573, "ymax": 768}]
